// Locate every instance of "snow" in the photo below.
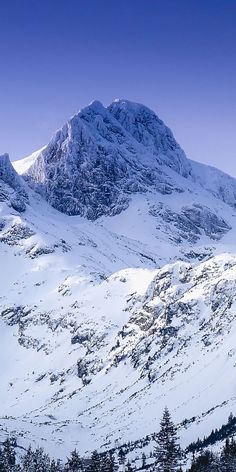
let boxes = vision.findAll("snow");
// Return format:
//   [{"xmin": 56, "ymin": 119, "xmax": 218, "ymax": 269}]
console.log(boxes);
[
  {"xmin": 2, "ymin": 99, "xmax": 236, "ymax": 460},
  {"xmin": 13, "ymin": 147, "xmax": 46, "ymax": 175}
]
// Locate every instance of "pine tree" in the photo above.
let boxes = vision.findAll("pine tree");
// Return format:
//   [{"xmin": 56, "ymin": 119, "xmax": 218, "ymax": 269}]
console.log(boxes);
[
  {"xmin": 142, "ymin": 452, "xmax": 146, "ymax": 468},
  {"xmin": 0, "ymin": 448, "xmax": 5, "ymax": 472},
  {"xmin": 118, "ymin": 449, "xmax": 126, "ymax": 466},
  {"xmin": 65, "ymin": 450, "xmax": 83, "ymax": 472},
  {"xmin": 89, "ymin": 451, "xmax": 101, "ymax": 472},
  {"xmin": 155, "ymin": 408, "xmax": 181, "ymax": 472},
  {"xmin": 220, "ymin": 437, "xmax": 236, "ymax": 472},
  {"xmin": 100, "ymin": 452, "xmax": 116, "ymax": 472},
  {"xmin": 21, "ymin": 445, "xmax": 35, "ymax": 472},
  {"xmin": 188, "ymin": 450, "xmax": 218, "ymax": 472},
  {"xmin": 50, "ymin": 458, "xmax": 63, "ymax": 472},
  {"xmin": 106, "ymin": 452, "xmax": 118, "ymax": 472},
  {"xmin": 1, "ymin": 439, "xmax": 16, "ymax": 472}
]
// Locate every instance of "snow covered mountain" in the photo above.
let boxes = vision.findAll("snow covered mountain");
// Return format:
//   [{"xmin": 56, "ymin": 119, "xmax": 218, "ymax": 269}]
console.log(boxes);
[
  {"xmin": 13, "ymin": 100, "xmax": 236, "ymax": 218},
  {"xmin": 1, "ymin": 100, "xmax": 236, "ymax": 458}
]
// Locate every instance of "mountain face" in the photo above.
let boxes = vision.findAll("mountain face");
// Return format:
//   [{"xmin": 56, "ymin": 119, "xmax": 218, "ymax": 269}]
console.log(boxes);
[
  {"xmin": 1, "ymin": 100, "xmax": 236, "ymax": 459},
  {"xmin": 14, "ymin": 100, "xmax": 188, "ymax": 219},
  {"xmin": 13, "ymin": 100, "xmax": 236, "ymax": 219},
  {"xmin": 108, "ymin": 100, "xmax": 191, "ymax": 177}
]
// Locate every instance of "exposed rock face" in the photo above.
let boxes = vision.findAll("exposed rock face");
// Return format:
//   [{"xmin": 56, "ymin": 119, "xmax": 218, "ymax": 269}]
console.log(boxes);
[
  {"xmin": 17, "ymin": 101, "xmax": 190, "ymax": 219},
  {"xmin": 149, "ymin": 203, "xmax": 231, "ymax": 243},
  {"xmin": 14, "ymin": 100, "xmax": 236, "ymax": 219},
  {"xmin": 0, "ymin": 153, "xmax": 28, "ymax": 212},
  {"xmin": 108, "ymin": 99, "xmax": 191, "ymax": 177}
]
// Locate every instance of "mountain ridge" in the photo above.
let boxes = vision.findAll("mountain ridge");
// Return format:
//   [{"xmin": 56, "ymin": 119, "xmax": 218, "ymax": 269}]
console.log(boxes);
[{"xmin": 13, "ymin": 99, "xmax": 236, "ymax": 218}]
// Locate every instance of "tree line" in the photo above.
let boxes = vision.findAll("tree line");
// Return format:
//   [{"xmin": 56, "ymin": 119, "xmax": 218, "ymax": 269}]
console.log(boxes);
[{"xmin": 1, "ymin": 408, "xmax": 236, "ymax": 472}]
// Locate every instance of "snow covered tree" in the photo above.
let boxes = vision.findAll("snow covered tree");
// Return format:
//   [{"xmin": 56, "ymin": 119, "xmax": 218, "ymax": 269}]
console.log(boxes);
[
  {"xmin": 220, "ymin": 437, "xmax": 236, "ymax": 472},
  {"xmin": 33, "ymin": 447, "xmax": 50, "ymax": 472},
  {"xmin": 89, "ymin": 451, "xmax": 101, "ymax": 472},
  {"xmin": 118, "ymin": 449, "xmax": 126, "ymax": 466},
  {"xmin": 1, "ymin": 439, "xmax": 16, "ymax": 472},
  {"xmin": 50, "ymin": 458, "xmax": 63, "ymax": 472},
  {"xmin": 155, "ymin": 408, "xmax": 181, "ymax": 472},
  {"xmin": 188, "ymin": 450, "xmax": 219, "ymax": 472},
  {"xmin": 0, "ymin": 448, "xmax": 5, "ymax": 472},
  {"xmin": 102, "ymin": 452, "xmax": 118, "ymax": 472},
  {"xmin": 21, "ymin": 445, "xmax": 35, "ymax": 472},
  {"xmin": 142, "ymin": 452, "xmax": 146, "ymax": 468},
  {"xmin": 65, "ymin": 450, "xmax": 83, "ymax": 472}
]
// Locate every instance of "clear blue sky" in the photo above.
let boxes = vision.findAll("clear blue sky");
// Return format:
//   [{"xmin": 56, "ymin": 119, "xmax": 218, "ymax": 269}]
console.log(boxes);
[{"xmin": 0, "ymin": 0, "xmax": 236, "ymax": 176}]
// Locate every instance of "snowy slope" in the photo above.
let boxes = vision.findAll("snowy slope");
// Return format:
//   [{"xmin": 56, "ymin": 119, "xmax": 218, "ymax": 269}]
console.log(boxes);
[{"xmin": 1, "ymin": 100, "xmax": 236, "ymax": 458}]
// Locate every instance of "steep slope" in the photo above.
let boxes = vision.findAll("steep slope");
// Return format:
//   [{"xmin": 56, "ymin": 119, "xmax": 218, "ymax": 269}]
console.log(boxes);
[
  {"xmin": 15, "ymin": 100, "xmax": 177, "ymax": 219},
  {"xmin": 0, "ymin": 153, "xmax": 28, "ymax": 212},
  {"xmin": 1, "ymin": 192, "xmax": 236, "ymax": 458},
  {"xmin": 2, "ymin": 100, "xmax": 236, "ymax": 459},
  {"xmin": 14, "ymin": 100, "xmax": 236, "ymax": 218},
  {"xmin": 108, "ymin": 99, "xmax": 191, "ymax": 177},
  {"xmin": 109, "ymin": 99, "xmax": 236, "ymax": 208}
]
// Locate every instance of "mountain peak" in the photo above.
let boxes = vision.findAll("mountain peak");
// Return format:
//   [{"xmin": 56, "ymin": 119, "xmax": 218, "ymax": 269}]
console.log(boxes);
[
  {"xmin": 0, "ymin": 152, "xmax": 11, "ymax": 167},
  {"xmin": 12, "ymin": 99, "xmax": 236, "ymax": 219},
  {"xmin": 109, "ymin": 99, "xmax": 191, "ymax": 177},
  {"xmin": 0, "ymin": 152, "xmax": 21, "ymax": 188},
  {"xmin": 0, "ymin": 153, "xmax": 28, "ymax": 211},
  {"xmin": 110, "ymin": 98, "xmax": 156, "ymax": 113},
  {"xmin": 88, "ymin": 99, "xmax": 104, "ymax": 110}
]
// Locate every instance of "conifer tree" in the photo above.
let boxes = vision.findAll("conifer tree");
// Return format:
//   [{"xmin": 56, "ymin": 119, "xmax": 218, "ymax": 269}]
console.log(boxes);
[
  {"xmin": 0, "ymin": 448, "xmax": 5, "ymax": 472},
  {"xmin": 65, "ymin": 450, "xmax": 83, "ymax": 472},
  {"xmin": 188, "ymin": 449, "xmax": 218, "ymax": 472},
  {"xmin": 50, "ymin": 458, "xmax": 63, "ymax": 472},
  {"xmin": 21, "ymin": 445, "xmax": 34, "ymax": 472},
  {"xmin": 142, "ymin": 452, "xmax": 146, "ymax": 468},
  {"xmin": 33, "ymin": 447, "xmax": 50, "ymax": 472},
  {"xmin": 155, "ymin": 408, "xmax": 181, "ymax": 472},
  {"xmin": 220, "ymin": 437, "xmax": 236, "ymax": 472},
  {"xmin": 89, "ymin": 450, "xmax": 101, "ymax": 472},
  {"xmin": 107, "ymin": 452, "xmax": 118, "ymax": 472},
  {"xmin": 2, "ymin": 439, "xmax": 16, "ymax": 472},
  {"xmin": 118, "ymin": 449, "xmax": 126, "ymax": 466}
]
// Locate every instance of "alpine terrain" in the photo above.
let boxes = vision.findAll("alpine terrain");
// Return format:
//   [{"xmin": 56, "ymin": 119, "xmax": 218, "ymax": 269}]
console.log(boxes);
[{"xmin": 1, "ymin": 99, "xmax": 236, "ymax": 461}]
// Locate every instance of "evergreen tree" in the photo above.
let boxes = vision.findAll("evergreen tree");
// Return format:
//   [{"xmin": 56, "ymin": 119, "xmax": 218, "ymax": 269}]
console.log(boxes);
[
  {"xmin": 33, "ymin": 447, "xmax": 50, "ymax": 472},
  {"xmin": 50, "ymin": 458, "xmax": 63, "ymax": 472},
  {"xmin": 188, "ymin": 449, "xmax": 219, "ymax": 472},
  {"xmin": 0, "ymin": 448, "xmax": 5, "ymax": 472},
  {"xmin": 1, "ymin": 439, "xmax": 16, "ymax": 472},
  {"xmin": 220, "ymin": 437, "xmax": 236, "ymax": 472},
  {"xmin": 89, "ymin": 451, "xmax": 101, "ymax": 472},
  {"xmin": 100, "ymin": 452, "xmax": 116, "ymax": 472},
  {"xmin": 141, "ymin": 452, "xmax": 146, "ymax": 468},
  {"xmin": 106, "ymin": 452, "xmax": 118, "ymax": 472},
  {"xmin": 21, "ymin": 445, "xmax": 35, "ymax": 472},
  {"xmin": 65, "ymin": 450, "xmax": 83, "ymax": 472},
  {"xmin": 155, "ymin": 408, "xmax": 181, "ymax": 472},
  {"xmin": 118, "ymin": 449, "xmax": 126, "ymax": 466}
]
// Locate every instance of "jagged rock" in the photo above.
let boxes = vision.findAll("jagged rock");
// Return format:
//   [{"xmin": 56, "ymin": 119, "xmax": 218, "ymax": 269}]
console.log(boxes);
[
  {"xmin": 149, "ymin": 202, "xmax": 231, "ymax": 243},
  {"xmin": 0, "ymin": 223, "xmax": 35, "ymax": 245},
  {"xmin": 0, "ymin": 153, "xmax": 28, "ymax": 212}
]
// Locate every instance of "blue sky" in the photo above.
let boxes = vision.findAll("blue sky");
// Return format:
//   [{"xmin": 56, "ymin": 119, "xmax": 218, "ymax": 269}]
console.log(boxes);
[{"xmin": 0, "ymin": 0, "xmax": 236, "ymax": 175}]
